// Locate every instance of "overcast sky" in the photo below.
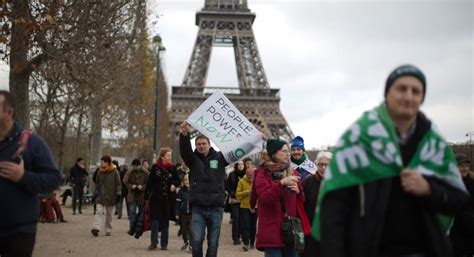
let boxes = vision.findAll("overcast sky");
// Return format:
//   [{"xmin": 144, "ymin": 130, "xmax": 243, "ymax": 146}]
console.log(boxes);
[{"xmin": 1, "ymin": 0, "xmax": 472, "ymax": 150}]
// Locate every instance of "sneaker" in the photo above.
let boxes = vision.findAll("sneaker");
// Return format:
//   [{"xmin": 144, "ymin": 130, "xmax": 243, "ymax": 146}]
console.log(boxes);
[
  {"xmin": 242, "ymin": 244, "xmax": 249, "ymax": 251},
  {"xmin": 188, "ymin": 245, "xmax": 192, "ymax": 252},
  {"xmin": 161, "ymin": 246, "xmax": 168, "ymax": 250},
  {"xmin": 91, "ymin": 229, "xmax": 99, "ymax": 237},
  {"xmin": 127, "ymin": 230, "xmax": 134, "ymax": 236},
  {"xmin": 181, "ymin": 242, "xmax": 189, "ymax": 250},
  {"xmin": 105, "ymin": 232, "xmax": 111, "ymax": 236},
  {"xmin": 148, "ymin": 244, "xmax": 157, "ymax": 251}
]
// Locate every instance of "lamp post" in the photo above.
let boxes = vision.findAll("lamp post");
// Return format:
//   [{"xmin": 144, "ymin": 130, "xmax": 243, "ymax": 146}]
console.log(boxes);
[
  {"xmin": 467, "ymin": 131, "xmax": 473, "ymax": 168},
  {"xmin": 152, "ymin": 34, "xmax": 166, "ymax": 162}
]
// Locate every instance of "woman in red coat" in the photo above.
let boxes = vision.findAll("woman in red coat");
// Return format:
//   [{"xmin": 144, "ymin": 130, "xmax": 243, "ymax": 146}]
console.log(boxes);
[{"xmin": 255, "ymin": 139, "xmax": 305, "ymax": 257}]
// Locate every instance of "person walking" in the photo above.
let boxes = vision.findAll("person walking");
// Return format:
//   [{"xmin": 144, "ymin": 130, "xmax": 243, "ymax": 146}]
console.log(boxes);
[
  {"xmin": 176, "ymin": 174, "xmax": 193, "ymax": 252},
  {"xmin": 146, "ymin": 147, "xmax": 180, "ymax": 251},
  {"xmin": 314, "ymin": 64, "xmax": 469, "ymax": 257},
  {"xmin": 91, "ymin": 155, "xmax": 122, "ymax": 237},
  {"xmin": 254, "ymin": 139, "xmax": 305, "ymax": 257},
  {"xmin": 69, "ymin": 157, "xmax": 88, "ymax": 215},
  {"xmin": 226, "ymin": 160, "xmax": 245, "ymax": 245},
  {"xmin": 123, "ymin": 159, "xmax": 149, "ymax": 238},
  {"xmin": 0, "ymin": 90, "xmax": 62, "ymax": 257},
  {"xmin": 450, "ymin": 154, "xmax": 474, "ymax": 257},
  {"xmin": 236, "ymin": 158, "xmax": 257, "ymax": 251}
]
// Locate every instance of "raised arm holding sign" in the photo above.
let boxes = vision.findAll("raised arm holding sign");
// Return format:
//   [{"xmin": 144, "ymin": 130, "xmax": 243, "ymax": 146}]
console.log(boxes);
[{"xmin": 178, "ymin": 90, "xmax": 263, "ymax": 257}]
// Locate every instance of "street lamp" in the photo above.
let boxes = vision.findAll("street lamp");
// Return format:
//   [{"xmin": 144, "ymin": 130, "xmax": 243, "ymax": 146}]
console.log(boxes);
[
  {"xmin": 152, "ymin": 34, "xmax": 166, "ymax": 162},
  {"xmin": 467, "ymin": 131, "xmax": 473, "ymax": 168}
]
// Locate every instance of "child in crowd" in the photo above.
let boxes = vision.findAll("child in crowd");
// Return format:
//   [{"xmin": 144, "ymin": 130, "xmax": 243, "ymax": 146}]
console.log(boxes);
[
  {"xmin": 176, "ymin": 174, "xmax": 192, "ymax": 252},
  {"xmin": 236, "ymin": 158, "xmax": 257, "ymax": 251}
]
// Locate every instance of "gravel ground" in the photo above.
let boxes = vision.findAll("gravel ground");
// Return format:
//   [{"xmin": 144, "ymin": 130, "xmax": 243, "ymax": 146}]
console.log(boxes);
[{"xmin": 33, "ymin": 192, "xmax": 262, "ymax": 257}]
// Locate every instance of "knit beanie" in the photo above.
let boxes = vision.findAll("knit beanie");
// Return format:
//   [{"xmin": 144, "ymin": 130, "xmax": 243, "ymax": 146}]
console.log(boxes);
[
  {"xmin": 266, "ymin": 139, "xmax": 287, "ymax": 156},
  {"xmin": 290, "ymin": 136, "xmax": 305, "ymax": 151},
  {"xmin": 456, "ymin": 154, "xmax": 470, "ymax": 165},
  {"xmin": 385, "ymin": 64, "xmax": 426, "ymax": 102}
]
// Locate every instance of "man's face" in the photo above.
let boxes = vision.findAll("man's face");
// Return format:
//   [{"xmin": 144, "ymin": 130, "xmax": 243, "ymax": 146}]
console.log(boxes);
[
  {"xmin": 0, "ymin": 96, "xmax": 13, "ymax": 132},
  {"xmin": 316, "ymin": 157, "xmax": 330, "ymax": 178},
  {"xmin": 195, "ymin": 138, "xmax": 210, "ymax": 156},
  {"xmin": 458, "ymin": 162, "xmax": 470, "ymax": 177},
  {"xmin": 291, "ymin": 147, "xmax": 304, "ymax": 160},
  {"xmin": 142, "ymin": 161, "xmax": 149, "ymax": 169},
  {"xmin": 386, "ymin": 76, "xmax": 424, "ymax": 121}
]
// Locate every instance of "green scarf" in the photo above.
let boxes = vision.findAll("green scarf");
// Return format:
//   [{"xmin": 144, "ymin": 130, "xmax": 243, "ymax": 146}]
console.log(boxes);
[{"xmin": 312, "ymin": 103, "xmax": 466, "ymax": 240}]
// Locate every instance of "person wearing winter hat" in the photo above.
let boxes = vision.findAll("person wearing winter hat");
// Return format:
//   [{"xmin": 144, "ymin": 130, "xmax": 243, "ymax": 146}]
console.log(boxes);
[
  {"xmin": 123, "ymin": 158, "xmax": 149, "ymax": 238},
  {"xmin": 290, "ymin": 136, "xmax": 316, "ymax": 181},
  {"xmin": 254, "ymin": 139, "xmax": 306, "ymax": 256},
  {"xmin": 450, "ymin": 154, "xmax": 474, "ymax": 257},
  {"xmin": 317, "ymin": 64, "xmax": 468, "ymax": 257},
  {"xmin": 91, "ymin": 155, "xmax": 122, "ymax": 237}
]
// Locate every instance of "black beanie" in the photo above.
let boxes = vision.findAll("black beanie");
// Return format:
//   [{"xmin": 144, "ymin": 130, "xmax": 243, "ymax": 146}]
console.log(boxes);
[
  {"xmin": 131, "ymin": 159, "xmax": 141, "ymax": 166},
  {"xmin": 385, "ymin": 64, "xmax": 426, "ymax": 102},
  {"xmin": 266, "ymin": 139, "xmax": 287, "ymax": 156}
]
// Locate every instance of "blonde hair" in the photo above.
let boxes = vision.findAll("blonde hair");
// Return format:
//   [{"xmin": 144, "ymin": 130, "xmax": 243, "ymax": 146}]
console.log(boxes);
[{"xmin": 159, "ymin": 147, "xmax": 173, "ymax": 159}]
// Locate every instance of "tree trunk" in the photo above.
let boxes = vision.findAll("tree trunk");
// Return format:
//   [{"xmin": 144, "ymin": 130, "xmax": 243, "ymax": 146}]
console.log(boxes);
[
  {"xmin": 90, "ymin": 93, "xmax": 103, "ymax": 166},
  {"xmin": 74, "ymin": 111, "xmax": 84, "ymax": 159},
  {"xmin": 9, "ymin": 0, "xmax": 30, "ymax": 129}
]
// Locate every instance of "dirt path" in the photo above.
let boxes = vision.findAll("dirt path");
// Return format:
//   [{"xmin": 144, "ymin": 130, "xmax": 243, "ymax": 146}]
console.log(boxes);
[{"xmin": 34, "ymin": 190, "xmax": 261, "ymax": 257}]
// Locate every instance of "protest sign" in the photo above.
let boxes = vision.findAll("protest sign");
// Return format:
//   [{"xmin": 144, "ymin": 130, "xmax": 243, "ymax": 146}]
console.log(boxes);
[{"xmin": 187, "ymin": 90, "xmax": 263, "ymax": 163}]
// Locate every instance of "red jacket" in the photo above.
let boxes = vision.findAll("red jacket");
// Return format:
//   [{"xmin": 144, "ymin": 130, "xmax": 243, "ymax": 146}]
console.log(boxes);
[{"xmin": 255, "ymin": 167, "xmax": 305, "ymax": 249}]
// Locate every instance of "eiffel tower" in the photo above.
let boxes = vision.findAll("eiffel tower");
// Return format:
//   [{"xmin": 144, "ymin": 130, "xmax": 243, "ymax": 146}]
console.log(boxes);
[{"xmin": 170, "ymin": 0, "xmax": 293, "ymax": 146}]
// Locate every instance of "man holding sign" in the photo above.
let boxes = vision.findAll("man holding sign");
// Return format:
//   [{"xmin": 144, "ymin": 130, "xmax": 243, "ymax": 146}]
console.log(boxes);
[{"xmin": 179, "ymin": 91, "xmax": 263, "ymax": 257}]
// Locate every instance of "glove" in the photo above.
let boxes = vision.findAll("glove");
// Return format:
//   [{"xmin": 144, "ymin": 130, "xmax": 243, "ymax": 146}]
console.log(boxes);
[{"xmin": 115, "ymin": 194, "xmax": 121, "ymax": 204}]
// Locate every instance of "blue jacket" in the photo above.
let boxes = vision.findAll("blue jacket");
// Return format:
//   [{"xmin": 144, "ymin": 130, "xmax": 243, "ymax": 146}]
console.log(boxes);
[{"xmin": 0, "ymin": 122, "xmax": 62, "ymax": 236}]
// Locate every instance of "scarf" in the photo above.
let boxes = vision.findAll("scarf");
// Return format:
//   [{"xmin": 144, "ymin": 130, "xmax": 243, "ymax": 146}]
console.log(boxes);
[
  {"xmin": 312, "ymin": 103, "xmax": 466, "ymax": 240},
  {"xmin": 291, "ymin": 154, "xmax": 317, "ymax": 175},
  {"xmin": 157, "ymin": 160, "xmax": 174, "ymax": 169},
  {"xmin": 99, "ymin": 163, "xmax": 114, "ymax": 174}
]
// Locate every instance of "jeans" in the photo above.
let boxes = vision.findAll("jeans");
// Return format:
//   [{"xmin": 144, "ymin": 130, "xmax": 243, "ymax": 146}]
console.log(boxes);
[
  {"xmin": 230, "ymin": 203, "xmax": 241, "ymax": 242},
  {"xmin": 0, "ymin": 232, "xmax": 36, "ymax": 257},
  {"xmin": 240, "ymin": 208, "xmax": 257, "ymax": 245},
  {"xmin": 115, "ymin": 195, "xmax": 126, "ymax": 218},
  {"xmin": 192, "ymin": 206, "xmax": 224, "ymax": 257},
  {"xmin": 127, "ymin": 201, "xmax": 143, "ymax": 232},
  {"xmin": 264, "ymin": 247, "xmax": 298, "ymax": 257},
  {"xmin": 151, "ymin": 219, "xmax": 169, "ymax": 247}
]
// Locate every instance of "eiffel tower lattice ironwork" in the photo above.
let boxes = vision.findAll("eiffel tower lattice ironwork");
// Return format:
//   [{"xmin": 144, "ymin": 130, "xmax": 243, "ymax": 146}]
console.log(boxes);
[{"xmin": 170, "ymin": 0, "xmax": 293, "ymax": 146}]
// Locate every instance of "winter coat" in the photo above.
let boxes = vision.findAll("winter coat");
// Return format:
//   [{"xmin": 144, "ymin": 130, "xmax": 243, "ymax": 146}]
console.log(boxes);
[
  {"xmin": 176, "ymin": 186, "xmax": 191, "ymax": 215},
  {"xmin": 179, "ymin": 134, "xmax": 228, "ymax": 207},
  {"xmin": 450, "ymin": 175, "xmax": 474, "ymax": 256},
  {"xmin": 254, "ymin": 166, "xmax": 305, "ymax": 250},
  {"xmin": 69, "ymin": 163, "xmax": 88, "ymax": 188},
  {"xmin": 95, "ymin": 166, "xmax": 121, "ymax": 206},
  {"xmin": 236, "ymin": 175, "xmax": 253, "ymax": 209},
  {"xmin": 0, "ymin": 122, "xmax": 62, "ymax": 236},
  {"xmin": 146, "ymin": 162, "xmax": 180, "ymax": 222},
  {"xmin": 123, "ymin": 166, "xmax": 149, "ymax": 204}
]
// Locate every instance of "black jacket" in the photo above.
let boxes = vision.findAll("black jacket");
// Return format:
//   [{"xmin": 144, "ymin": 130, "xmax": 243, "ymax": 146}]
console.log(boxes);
[
  {"xmin": 179, "ymin": 134, "xmax": 228, "ymax": 207},
  {"xmin": 146, "ymin": 163, "xmax": 180, "ymax": 221},
  {"xmin": 0, "ymin": 122, "xmax": 61, "ymax": 236},
  {"xmin": 69, "ymin": 163, "xmax": 88, "ymax": 188},
  {"xmin": 450, "ymin": 175, "xmax": 474, "ymax": 256},
  {"xmin": 320, "ymin": 113, "xmax": 469, "ymax": 257}
]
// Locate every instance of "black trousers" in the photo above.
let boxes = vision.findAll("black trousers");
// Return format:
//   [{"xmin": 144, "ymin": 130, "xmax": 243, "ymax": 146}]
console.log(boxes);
[
  {"xmin": 179, "ymin": 213, "xmax": 192, "ymax": 243},
  {"xmin": 0, "ymin": 232, "xmax": 36, "ymax": 257},
  {"xmin": 72, "ymin": 186, "xmax": 84, "ymax": 213}
]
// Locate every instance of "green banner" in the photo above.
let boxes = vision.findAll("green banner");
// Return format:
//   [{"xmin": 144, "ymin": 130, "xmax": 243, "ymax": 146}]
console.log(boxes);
[{"xmin": 312, "ymin": 103, "xmax": 466, "ymax": 240}]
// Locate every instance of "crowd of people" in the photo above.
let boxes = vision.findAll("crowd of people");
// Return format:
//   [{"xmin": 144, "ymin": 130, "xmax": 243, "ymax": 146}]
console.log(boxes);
[{"xmin": 1, "ymin": 64, "xmax": 474, "ymax": 257}]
